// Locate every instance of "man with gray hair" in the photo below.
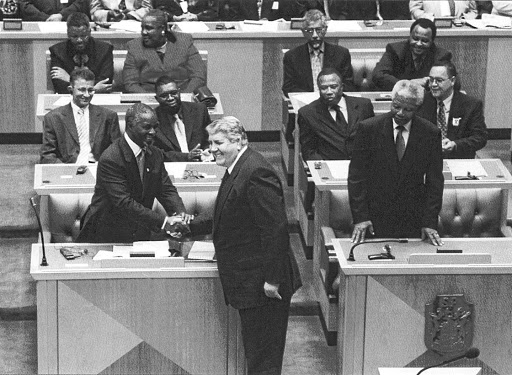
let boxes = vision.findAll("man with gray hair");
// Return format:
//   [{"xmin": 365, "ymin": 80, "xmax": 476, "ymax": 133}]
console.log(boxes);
[
  {"xmin": 208, "ymin": 116, "xmax": 302, "ymax": 375},
  {"xmin": 348, "ymin": 80, "xmax": 444, "ymax": 246}
]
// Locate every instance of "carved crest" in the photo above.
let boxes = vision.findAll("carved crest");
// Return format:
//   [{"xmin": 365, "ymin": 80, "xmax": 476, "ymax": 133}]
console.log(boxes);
[{"xmin": 425, "ymin": 294, "xmax": 474, "ymax": 354}]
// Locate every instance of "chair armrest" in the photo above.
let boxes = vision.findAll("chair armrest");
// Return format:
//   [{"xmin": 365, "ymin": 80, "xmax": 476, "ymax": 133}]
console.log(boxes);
[{"xmin": 321, "ymin": 226, "xmax": 336, "ymax": 248}]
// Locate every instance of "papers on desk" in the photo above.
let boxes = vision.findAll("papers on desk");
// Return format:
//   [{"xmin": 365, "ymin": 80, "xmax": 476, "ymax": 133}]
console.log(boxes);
[
  {"xmin": 176, "ymin": 22, "xmax": 209, "ymax": 33},
  {"xmin": 109, "ymin": 20, "xmax": 142, "ymax": 33},
  {"xmin": 38, "ymin": 22, "xmax": 67, "ymax": 33},
  {"xmin": 466, "ymin": 14, "xmax": 512, "ymax": 29},
  {"xmin": 289, "ymin": 92, "xmax": 319, "ymax": 108},
  {"xmin": 446, "ymin": 160, "xmax": 487, "ymax": 178},
  {"xmin": 93, "ymin": 242, "xmax": 185, "ymax": 268},
  {"xmin": 187, "ymin": 241, "xmax": 215, "ymax": 261},
  {"xmin": 325, "ymin": 161, "xmax": 349, "ymax": 180},
  {"xmin": 240, "ymin": 20, "xmax": 280, "ymax": 32},
  {"xmin": 327, "ymin": 21, "xmax": 362, "ymax": 32},
  {"xmin": 166, "ymin": 163, "xmax": 187, "ymax": 179}
]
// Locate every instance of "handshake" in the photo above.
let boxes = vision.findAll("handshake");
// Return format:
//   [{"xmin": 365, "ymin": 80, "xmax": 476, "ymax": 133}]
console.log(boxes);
[{"xmin": 164, "ymin": 213, "xmax": 194, "ymax": 239}]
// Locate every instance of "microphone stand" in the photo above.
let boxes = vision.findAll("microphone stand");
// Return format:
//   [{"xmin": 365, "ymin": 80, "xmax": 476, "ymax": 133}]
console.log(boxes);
[
  {"xmin": 30, "ymin": 196, "xmax": 48, "ymax": 267},
  {"xmin": 347, "ymin": 238, "xmax": 408, "ymax": 261}
]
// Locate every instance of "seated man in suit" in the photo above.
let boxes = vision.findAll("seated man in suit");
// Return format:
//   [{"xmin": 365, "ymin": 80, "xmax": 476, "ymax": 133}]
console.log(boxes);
[
  {"xmin": 153, "ymin": 75, "xmax": 211, "ymax": 161},
  {"xmin": 123, "ymin": 9, "xmax": 207, "ymax": 93},
  {"xmin": 40, "ymin": 68, "xmax": 121, "ymax": 164},
  {"xmin": 91, "ymin": 0, "xmax": 152, "ymax": 22},
  {"xmin": 77, "ymin": 103, "xmax": 194, "ymax": 243},
  {"xmin": 349, "ymin": 80, "xmax": 444, "ymax": 246},
  {"xmin": 19, "ymin": 0, "xmax": 90, "ymax": 21},
  {"xmin": 49, "ymin": 12, "xmax": 113, "ymax": 94},
  {"xmin": 336, "ymin": 0, "xmax": 410, "ymax": 20},
  {"xmin": 416, "ymin": 61, "xmax": 487, "ymax": 159},
  {"xmin": 372, "ymin": 18, "xmax": 452, "ymax": 91},
  {"xmin": 298, "ymin": 68, "xmax": 375, "ymax": 161},
  {"xmin": 410, "ymin": 0, "xmax": 478, "ymax": 20}
]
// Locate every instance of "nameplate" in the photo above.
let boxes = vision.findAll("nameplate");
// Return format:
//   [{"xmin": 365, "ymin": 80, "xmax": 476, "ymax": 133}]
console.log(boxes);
[
  {"xmin": 3, "ymin": 19, "xmax": 22, "ymax": 31},
  {"xmin": 408, "ymin": 253, "xmax": 491, "ymax": 265}
]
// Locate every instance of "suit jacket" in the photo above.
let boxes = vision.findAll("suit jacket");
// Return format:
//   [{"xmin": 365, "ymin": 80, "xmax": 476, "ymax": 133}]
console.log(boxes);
[
  {"xmin": 91, "ymin": 0, "xmax": 152, "ymax": 22},
  {"xmin": 348, "ymin": 112, "xmax": 444, "ymax": 238},
  {"xmin": 19, "ymin": 0, "xmax": 90, "ymax": 21},
  {"xmin": 77, "ymin": 136, "xmax": 186, "ymax": 243},
  {"xmin": 336, "ymin": 0, "xmax": 410, "ymax": 20},
  {"xmin": 372, "ymin": 40, "xmax": 452, "ymax": 91},
  {"xmin": 410, "ymin": 0, "xmax": 478, "ymax": 19},
  {"xmin": 40, "ymin": 103, "xmax": 121, "ymax": 164},
  {"xmin": 298, "ymin": 95, "xmax": 375, "ymax": 161},
  {"xmin": 416, "ymin": 91, "xmax": 488, "ymax": 159},
  {"xmin": 213, "ymin": 147, "xmax": 302, "ymax": 309},
  {"xmin": 123, "ymin": 32, "xmax": 206, "ymax": 93},
  {"xmin": 282, "ymin": 42, "xmax": 355, "ymax": 96},
  {"xmin": 49, "ymin": 38, "xmax": 114, "ymax": 94},
  {"xmin": 492, "ymin": 1, "xmax": 512, "ymax": 16},
  {"xmin": 154, "ymin": 102, "xmax": 211, "ymax": 161}
]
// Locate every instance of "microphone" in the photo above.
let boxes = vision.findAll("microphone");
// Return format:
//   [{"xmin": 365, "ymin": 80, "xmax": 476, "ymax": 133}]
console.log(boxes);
[
  {"xmin": 29, "ymin": 196, "xmax": 48, "ymax": 267},
  {"xmin": 416, "ymin": 347, "xmax": 480, "ymax": 375},
  {"xmin": 347, "ymin": 238, "xmax": 408, "ymax": 261}
]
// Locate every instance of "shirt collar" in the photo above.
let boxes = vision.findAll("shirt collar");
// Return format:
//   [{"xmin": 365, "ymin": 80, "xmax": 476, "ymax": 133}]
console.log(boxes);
[
  {"xmin": 439, "ymin": 91, "xmax": 454, "ymax": 109},
  {"xmin": 156, "ymin": 41, "xmax": 167, "ymax": 54},
  {"xmin": 308, "ymin": 43, "xmax": 324, "ymax": 56},
  {"xmin": 393, "ymin": 118, "xmax": 412, "ymax": 132},
  {"xmin": 227, "ymin": 145, "xmax": 248, "ymax": 174},
  {"xmin": 70, "ymin": 101, "xmax": 89, "ymax": 114},
  {"xmin": 124, "ymin": 132, "xmax": 144, "ymax": 158},
  {"xmin": 329, "ymin": 96, "xmax": 346, "ymax": 111}
]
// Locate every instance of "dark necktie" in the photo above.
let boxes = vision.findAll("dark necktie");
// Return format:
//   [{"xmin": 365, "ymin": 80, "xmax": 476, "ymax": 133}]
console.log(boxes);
[
  {"xmin": 395, "ymin": 125, "xmax": 406, "ymax": 161},
  {"xmin": 136, "ymin": 149, "xmax": 145, "ymax": 181},
  {"xmin": 156, "ymin": 50, "xmax": 165, "ymax": 63},
  {"xmin": 448, "ymin": 0, "xmax": 456, "ymax": 16},
  {"xmin": 119, "ymin": 0, "xmax": 126, "ymax": 11},
  {"xmin": 334, "ymin": 106, "xmax": 348, "ymax": 135},
  {"xmin": 437, "ymin": 101, "xmax": 448, "ymax": 138}
]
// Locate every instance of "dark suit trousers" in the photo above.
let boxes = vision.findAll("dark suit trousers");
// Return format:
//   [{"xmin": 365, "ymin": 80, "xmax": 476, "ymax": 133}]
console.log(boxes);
[{"xmin": 238, "ymin": 296, "xmax": 291, "ymax": 375}]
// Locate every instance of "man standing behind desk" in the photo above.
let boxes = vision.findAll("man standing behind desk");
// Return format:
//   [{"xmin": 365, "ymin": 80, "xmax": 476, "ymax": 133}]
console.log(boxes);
[
  {"xmin": 208, "ymin": 117, "xmax": 302, "ymax": 375},
  {"xmin": 123, "ymin": 9, "xmax": 206, "ymax": 93},
  {"xmin": 417, "ymin": 61, "xmax": 488, "ymax": 159},
  {"xmin": 49, "ymin": 12, "xmax": 113, "ymax": 94},
  {"xmin": 77, "ymin": 103, "xmax": 193, "ymax": 243},
  {"xmin": 349, "ymin": 80, "xmax": 444, "ymax": 246},
  {"xmin": 298, "ymin": 68, "xmax": 375, "ymax": 161},
  {"xmin": 153, "ymin": 75, "xmax": 210, "ymax": 161},
  {"xmin": 372, "ymin": 18, "xmax": 452, "ymax": 91},
  {"xmin": 40, "ymin": 68, "xmax": 120, "ymax": 164}
]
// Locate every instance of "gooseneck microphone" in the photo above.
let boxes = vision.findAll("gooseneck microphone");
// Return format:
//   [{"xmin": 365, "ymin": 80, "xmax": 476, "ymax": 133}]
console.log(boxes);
[
  {"xmin": 347, "ymin": 238, "xmax": 408, "ymax": 261},
  {"xmin": 30, "ymin": 196, "xmax": 48, "ymax": 267},
  {"xmin": 416, "ymin": 347, "xmax": 480, "ymax": 375}
]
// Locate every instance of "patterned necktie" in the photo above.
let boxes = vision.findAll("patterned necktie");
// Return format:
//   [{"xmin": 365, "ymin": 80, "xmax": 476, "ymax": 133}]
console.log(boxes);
[
  {"xmin": 334, "ymin": 106, "xmax": 348, "ymax": 135},
  {"xmin": 136, "ymin": 149, "xmax": 145, "ymax": 181},
  {"xmin": 311, "ymin": 50, "xmax": 322, "ymax": 92},
  {"xmin": 448, "ymin": 0, "xmax": 456, "ymax": 16},
  {"xmin": 76, "ymin": 108, "xmax": 91, "ymax": 164},
  {"xmin": 395, "ymin": 125, "xmax": 406, "ymax": 162},
  {"xmin": 437, "ymin": 101, "xmax": 448, "ymax": 138}
]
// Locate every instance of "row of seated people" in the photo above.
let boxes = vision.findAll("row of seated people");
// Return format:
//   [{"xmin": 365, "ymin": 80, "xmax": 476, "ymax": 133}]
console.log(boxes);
[
  {"xmin": 285, "ymin": 11, "xmax": 487, "ymax": 160},
  {"xmin": 10, "ymin": 0, "xmax": 512, "ymax": 22}
]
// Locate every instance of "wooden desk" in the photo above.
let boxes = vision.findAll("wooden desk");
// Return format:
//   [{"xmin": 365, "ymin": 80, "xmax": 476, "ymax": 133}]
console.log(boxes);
[
  {"xmin": 36, "ymin": 93, "xmax": 223, "ymax": 131},
  {"xmin": 334, "ymin": 237, "xmax": 512, "ymax": 375},
  {"xmin": 2, "ymin": 21, "xmax": 512, "ymax": 135},
  {"xmin": 307, "ymin": 159, "xmax": 512, "ymax": 344},
  {"xmin": 31, "ymin": 243, "xmax": 245, "ymax": 374},
  {"xmin": 379, "ymin": 369, "xmax": 481, "ymax": 375}
]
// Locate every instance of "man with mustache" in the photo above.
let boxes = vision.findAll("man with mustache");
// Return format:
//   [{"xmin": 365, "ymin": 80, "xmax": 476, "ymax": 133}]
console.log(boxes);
[
  {"xmin": 348, "ymin": 80, "xmax": 444, "ymax": 246},
  {"xmin": 372, "ymin": 18, "xmax": 452, "ymax": 91},
  {"xmin": 77, "ymin": 103, "xmax": 194, "ymax": 243}
]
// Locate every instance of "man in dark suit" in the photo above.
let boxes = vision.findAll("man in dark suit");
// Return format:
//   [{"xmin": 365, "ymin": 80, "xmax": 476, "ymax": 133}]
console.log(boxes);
[
  {"xmin": 19, "ymin": 0, "xmax": 90, "ymax": 21},
  {"xmin": 349, "ymin": 80, "xmax": 444, "ymax": 246},
  {"xmin": 77, "ymin": 103, "xmax": 194, "ymax": 243},
  {"xmin": 298, "ymin": 68, "xmax": 375, "ymax": 161},
  {"xmin": 372, "ymin": 18, "xmax": 452, "ymax": 91},
  {"xmin": 208, "ymin": 117, "xmax": 302, "ymax": 375},
  {"xmin": 153, "ymin": 75, "xmax": 211, "ymax": 161},
  {"xmin": 40, "ymin": 68, "xmax": 120, "ymax": 164},
  {"xmin": 49, "ymin": 12, "xmax": 113, "ymax": 94},
  {"xmin": 417, "ymin": 61, "xmax": 487, "ymax": 159},
  {"xmin": 123, "ymin": 9, "xmax": 207, "ymax": 93}
]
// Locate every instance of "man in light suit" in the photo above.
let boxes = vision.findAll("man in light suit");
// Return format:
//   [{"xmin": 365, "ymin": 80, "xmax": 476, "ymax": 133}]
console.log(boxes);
[
  {"xmin": 348, "ymin": 80, "xmax": 444, "ymax": 246},
  {"xmin": 49, "ymin": 12, "xmax": 113, "ymax": 94},
  {"xmin": 417, "ymin": 61, "xmax": 487, "ymax": 159},
  {"xmin": 410, "ymin": 0, "xmax": 478, "ymax": 20},
  {"xmin": 91, "ymin": 0, "xmax": 151, "ymax": 22},
  {"xmin": 153, "ymin": 75, "xmax": 210, "ymax": 161},
  {"xmin": 40, "ymin": 68, "xmax": 120, "ymax": 164},
  {"xmin": 298, "ymin": 68, "xmax": 375, "ymax": 161},
  {"xmin": 123, "ymin": 9, "xmax": 206, "ymax": 93},
  {"xmin": 209, "ymin": 117, "xmax": 302, "ymax": 375},
  {"xmin": 19, "ymin": 0, "xmax": 90, "ymax": 21},
  {"xmin": 372, "ymin": 18, "xmax": 452, "ymax": 91},
  {"xmin": 77, "ymin": 103, "xmax": 193, "ymax": 243}
]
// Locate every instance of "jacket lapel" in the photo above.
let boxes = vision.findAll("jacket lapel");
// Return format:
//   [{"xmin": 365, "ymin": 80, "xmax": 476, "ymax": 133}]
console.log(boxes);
[
  {"xmin": 181, "ymin": 104, "xmax": 193, "ymax": 143},
  {"xmin": 63, "ymin": 104, "xmax": 79, "ymax": 145},
  {"xmin": 314, "ymin": 100, "xmax": 344, "ymax": 137},
  {"xmin": 345, "ymin": 95, "xmax": 360, "ymax": 135},
  {"xmin": 159, "ymin": 109, "xmax": 181, "ymax": 150},
  {"xmin": 381, "ymin": 115, "xmax": 399, "ymax": 178},
  {"xmin": 300, "ymin": 43, "xmax": 314, "ymax": 90},
  {"xmin": 120, "ymin": 137, "xmax": 144, "ymax": 197},
  {"xmin": 88, "ymin": 104, "xmax": 100, "ymax": 148},
  {"xmin": 399, "ymin": 116, "xmax": 423, "ymax": 177}
]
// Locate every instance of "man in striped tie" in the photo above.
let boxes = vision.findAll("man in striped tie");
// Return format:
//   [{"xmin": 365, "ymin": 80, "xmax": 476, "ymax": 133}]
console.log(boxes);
[{"xmin": 40, "ymin": 67, "xmax": 121, "ymax": 164}]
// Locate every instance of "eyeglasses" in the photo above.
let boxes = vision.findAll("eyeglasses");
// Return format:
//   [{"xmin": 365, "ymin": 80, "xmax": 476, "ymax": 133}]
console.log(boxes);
[
  {"xmin": 157, "ymin": 90, "xmax": 180, "ymax": 99},
  {"xmin": 69, "ymin": 34, "xmax": 90, "ymax": 42},
  {"xmin": 428, "ymin": 77, "xmax": 452, "ymax": 84},
  {"xmin": 76, "ymin": 88, "xmax": 95, "ymax": 94},
  {"xmin": 303, "ymin": 27, "xmax": 326, "ymax": 35}
]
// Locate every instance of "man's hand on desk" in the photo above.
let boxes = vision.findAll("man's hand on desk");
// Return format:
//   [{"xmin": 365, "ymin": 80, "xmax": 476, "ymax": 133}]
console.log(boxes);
[
  {"xmin": 442, "ymin": 138, "xmax": 457, "ymax": 153},
  {"xmin": 46, "ymin": 14, "xmax": 63, "ymax": 22},
  {"xmin": 421, "ymin": 227, "xmax": 444, "ymax": 246},
  {"xmin": 94, "ymin": 78, "xmax": 113, "ymax": 93},
  {"xmin": 50, "ymin": 67, "xmax": 70, "ymax": 83},
  {"xmin": 351, "ymin": 220, "xmax": 374, "ymax": 244},
  {"xmin": 264, "ymin": 282, "xmax": 282, "ymax": 300}
]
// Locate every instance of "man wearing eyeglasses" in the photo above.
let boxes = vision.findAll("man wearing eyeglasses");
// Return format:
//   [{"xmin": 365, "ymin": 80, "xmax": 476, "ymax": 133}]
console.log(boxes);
[
  {"xmin": 153, "ymin": 75, "xmax": 211, "ymax": 161},
  {"xmin": 416, "ymin": 61, "xmax": 487, "ymax": 159},
  {"xmin": 40, "ymin": 67, "xmax": 121, "ymax": 164},
  {"xmin": 49, "ymin": 12, "xmax": 114, "ymax": 94}
]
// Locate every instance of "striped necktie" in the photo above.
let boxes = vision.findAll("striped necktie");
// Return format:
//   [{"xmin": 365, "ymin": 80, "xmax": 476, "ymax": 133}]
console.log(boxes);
[
  {"xmin": 437, "ymin": 101, "xmax": 448, "ymax": 138},
  {"xmin": 136, "ymin": 148, "xmax": 145, "ymax": 181},
  {"xmin": 76, "ymin": 108, "xmax": 91, "ymax": 164}
]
